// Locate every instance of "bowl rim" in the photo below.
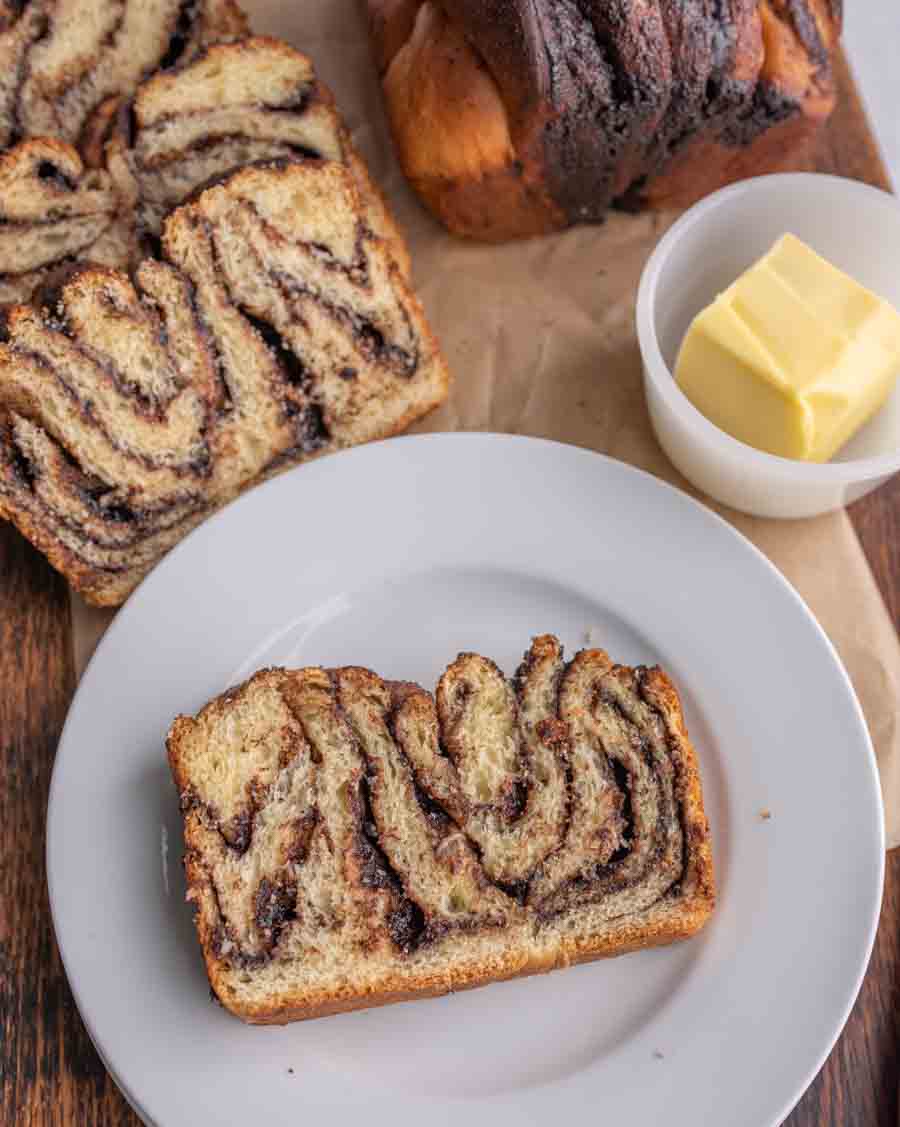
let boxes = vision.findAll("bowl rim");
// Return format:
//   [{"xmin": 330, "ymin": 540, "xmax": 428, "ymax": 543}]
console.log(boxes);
[{"xmin": 636, "ymin": 172, "xmax": 900, "ymax": 485}]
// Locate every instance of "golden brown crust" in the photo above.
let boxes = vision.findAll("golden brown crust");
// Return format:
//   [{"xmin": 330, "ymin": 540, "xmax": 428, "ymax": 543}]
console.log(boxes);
[
  {"xmin": 368, "ymin": 0, "xmax": 423, "ymax": 75},
  {"xmin": 641, "ymin": 668, "xmax": 716, "ymax": 904},
  {"xmin": 207, "ymin": 884, "xmax": 714, "ymax": 1025},
  {"xmin": 221, "ymin": 901, "xmax": 713, "ymax": 1024}
]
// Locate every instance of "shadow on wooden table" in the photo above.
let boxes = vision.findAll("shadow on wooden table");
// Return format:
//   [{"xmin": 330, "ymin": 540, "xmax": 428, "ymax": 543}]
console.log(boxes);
[{"xmin": 0, "ymin": 528, "xmax": 140, "ymax": 1125}]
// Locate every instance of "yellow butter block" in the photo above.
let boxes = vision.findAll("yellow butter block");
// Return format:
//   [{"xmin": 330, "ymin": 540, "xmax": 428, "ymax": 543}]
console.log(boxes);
[{"xmin": 675, "ymin": 234, "xmax": 900, "ymax": 462}]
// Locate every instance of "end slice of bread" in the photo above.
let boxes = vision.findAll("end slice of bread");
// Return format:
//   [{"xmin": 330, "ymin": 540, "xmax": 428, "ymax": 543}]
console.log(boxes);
[{"xmin": 167, "ymin": 636, "xmax": 715, "ymax": 1024}]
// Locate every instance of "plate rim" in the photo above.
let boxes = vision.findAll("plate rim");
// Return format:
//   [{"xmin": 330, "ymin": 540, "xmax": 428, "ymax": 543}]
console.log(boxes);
[{"xmin": 46, "ymin": 432, "xmax": 886, "ymax": 1127}]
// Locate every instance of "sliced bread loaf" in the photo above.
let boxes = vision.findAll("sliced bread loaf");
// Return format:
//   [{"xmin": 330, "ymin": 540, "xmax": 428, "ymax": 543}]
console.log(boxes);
[
  {"xmin": 0, "ymin": 158, "xmax": 448, "ymax": 604},
  {"xmin": 0, "ymin": 0, "xmax": 247, "ymax": 149}
]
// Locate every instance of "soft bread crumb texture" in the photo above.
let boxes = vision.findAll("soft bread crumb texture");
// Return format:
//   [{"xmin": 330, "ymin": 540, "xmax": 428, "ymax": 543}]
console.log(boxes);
[
  {"xmin": 367, "ymin": 0, "xmax": 842, "ymax": 238},
  {"xmin": 0, "ymin": 29, "xmax": 429, "ymax": 605},
  {"xmin": 168, "ymin": 636, "xmax": 715, "ymax": 1024}
]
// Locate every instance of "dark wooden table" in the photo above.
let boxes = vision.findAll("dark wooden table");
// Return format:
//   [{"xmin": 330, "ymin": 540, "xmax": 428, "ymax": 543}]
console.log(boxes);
[{"xmin": 1, "ymin": 49, "xmax": 898, "ymax": 1127}]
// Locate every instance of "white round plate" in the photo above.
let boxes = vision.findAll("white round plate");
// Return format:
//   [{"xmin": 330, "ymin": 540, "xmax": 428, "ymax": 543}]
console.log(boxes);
[{"xmin": 48, "ymin": 434, "xmax": 884, "ymax": 1127}]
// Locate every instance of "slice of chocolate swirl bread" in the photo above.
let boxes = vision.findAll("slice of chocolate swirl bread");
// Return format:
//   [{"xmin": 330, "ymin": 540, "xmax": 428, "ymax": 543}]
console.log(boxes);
[
  {"xmin": 78, "ymin": 40, "xmax": 412, "ymax": 279},
  {"xmin": 99, "ymin": 37, "xmax": 410, "ymax": 276},
  {"xmin": 0, "ymin": 0, "xmax": 247, "ymax": 150},
  {"xmin": 0, "ymin": 159, "xmax": 449, "ymax": 604},
  {"xmin": 168, "ymin": 636, "xmax": 714, "ymax": 1024},
  {"xmin": 0, "ymin": 138, "xmax": 125, "ymax": 304},
  {"xmin": 0, "ymin": 32, "xmax": 411, "ymax": 320}
]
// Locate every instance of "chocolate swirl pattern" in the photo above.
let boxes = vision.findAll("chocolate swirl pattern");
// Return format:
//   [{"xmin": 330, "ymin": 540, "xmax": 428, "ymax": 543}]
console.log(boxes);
[
  {"xmin": 168, "ymin": 636, "xmax": 715, "ymax": 1024},
  {"xmin": 0, "ymin": 0, "xmax": 246, "ymax": 149},
  {"xmin": 0, "ymin": 159, "xmax": 449, "ymax": 604},
  {"xmin": 0, "ymin": 28, "xmax": 440, "ymax": 599},
  {"xmin": 368, "ymin": 0, "xmax": 843, "ymax": 237},
  {"xmin": 0, "ymin": 138, "xmax": 123, "ymax": 304},
  {"xmin": 0, "ymin": 0, "xmax": 247, "ymax": 297},
  {"xmin": 100, "ymin": 38, "xmax": 410, "ymax": 275}
]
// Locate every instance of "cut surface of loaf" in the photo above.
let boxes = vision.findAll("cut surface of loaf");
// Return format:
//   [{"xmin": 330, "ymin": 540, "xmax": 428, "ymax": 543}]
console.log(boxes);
[
  {"xmin": 368, "ymin": 0, "xmax": 842, "ymax": 239},
  {"xmin": 0, "ymin": 29, "xmax": 412, "ymax": 302},
  {"xmin": 0, "ymin": 138, "xmax": 127, "ymax": 305},
  {"xmin": 167, "ymin": 635, "xmax": 715, "ymax": 1024},
  {"xmin": 0, "ymin": 0, "xmax": 248, "ymax": 292},
  {"xmin": 100, "ymin": 37, "xmax": 411, "ymax": 276},
  {"xmin": 0, "ymin": 159, "xmax": 449, "ymax": 604},
  {"xmin": 0, "ymin": 0, "xmax": 247, "ymax": 149}
]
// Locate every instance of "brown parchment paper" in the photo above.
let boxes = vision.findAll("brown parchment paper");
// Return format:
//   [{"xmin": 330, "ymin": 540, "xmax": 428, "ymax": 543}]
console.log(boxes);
[{"xmin": 70, "ymin": 0, "xmax": 900, "ymax": 850}]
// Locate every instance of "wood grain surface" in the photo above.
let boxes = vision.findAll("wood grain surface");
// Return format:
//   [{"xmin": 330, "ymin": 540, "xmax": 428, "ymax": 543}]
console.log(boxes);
[
  {"xmin": 806, "ymin": 49, "xmax": 900, "ymax": 1127},
  {"xmin": 0, "ymin": 46, "xmax": 897, "ymax": 1127}
]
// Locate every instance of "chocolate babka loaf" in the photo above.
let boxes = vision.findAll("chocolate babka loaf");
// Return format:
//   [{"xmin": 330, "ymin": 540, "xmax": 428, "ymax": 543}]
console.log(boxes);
[
  {"xmin": 0, "ymin": 0, "xmax": 248, "ymax": 296},
  {"xmin": 0, "ymin": 159, "xmax": 449, "ymax": 604},
  {"xmin": 368, "ymin": 0, "xmax": 842, "ymax": 240},
  {"xmin": 99, "ymin": 37, "xmax": 411, "ymax": 275},
  {"xmin": 168, "ymin": 636, "xmax": 714, "ymax": 1023}
]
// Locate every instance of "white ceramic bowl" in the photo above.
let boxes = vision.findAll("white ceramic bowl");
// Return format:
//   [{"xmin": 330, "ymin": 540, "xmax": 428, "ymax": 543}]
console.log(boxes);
[{"xmin": 636, "ymin": 173, "xmax": 900, "ymax": 518}]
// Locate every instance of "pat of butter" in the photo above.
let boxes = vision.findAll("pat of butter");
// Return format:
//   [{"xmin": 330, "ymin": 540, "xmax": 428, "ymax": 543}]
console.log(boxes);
[{"xmin": 675, "ymin": 234, "xmax": 900, "ymax": 462}]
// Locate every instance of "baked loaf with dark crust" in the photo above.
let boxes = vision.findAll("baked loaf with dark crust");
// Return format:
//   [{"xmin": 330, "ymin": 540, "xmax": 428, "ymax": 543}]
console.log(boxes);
[
  {"xmin": 368, "ymin": 0, "xmax": 843, "ymax": 240},
  {"xmin": 0, "ymin": 159, "xmax": 449, "ymax": 604},
  {"xmin": 167, "ymin": 635, "xmax": 715, "ymax": 1024}
]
